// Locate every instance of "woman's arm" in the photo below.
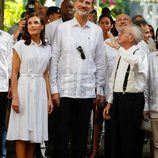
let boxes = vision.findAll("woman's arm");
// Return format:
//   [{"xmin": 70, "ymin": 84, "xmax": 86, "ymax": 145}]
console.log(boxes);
[
  {"xmin": 11, "ymin": 48, "xmax": 21, "ymax": 113},
  {"xmin": 43, "ymin": 67, "xmax": 53, "ymax": 114}
]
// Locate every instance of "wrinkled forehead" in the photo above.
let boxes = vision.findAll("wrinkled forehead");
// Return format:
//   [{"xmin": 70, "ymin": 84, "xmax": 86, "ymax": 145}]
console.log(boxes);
[
  {"xmin": 74, "ymin": 0, "xmax": 93, "ymax": 3},
  {"xmin": 116, "ymin": 14, "xmax": 131, "ymax": 22}
]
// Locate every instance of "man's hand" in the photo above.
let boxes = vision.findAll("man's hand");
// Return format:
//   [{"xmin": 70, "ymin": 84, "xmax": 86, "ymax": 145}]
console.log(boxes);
[
  {"xmin": 103, "ymin": 103, "xmax": 111, "ymax": 120},
  {"xmin": 95, "ymin": 94, "xmax": 105, "ymax": 108},
  {"xmin": 105, "ymin": 31, "xmax": 120, "ymax": 49},
  {"xmin": 48, "ymin": 99, "xmax": 53, "ymax": 114},
  {"xmin": 143, "ymin": 111, "xmax": 150, "ymax": 121},
  {"xmin": 51, "ymin": 93, "xmax": 60, "ymax": 107}
]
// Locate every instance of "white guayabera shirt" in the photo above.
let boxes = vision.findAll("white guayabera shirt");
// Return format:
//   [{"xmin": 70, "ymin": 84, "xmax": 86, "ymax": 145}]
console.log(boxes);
[
  {"xmin": 50, "ymin": 18, "xmax": 106, "ymax": 98},
  {"xmin": 144, "ymin": 51, "xmax": 158, "ymax": 118},
  {"xmin": 0, "ymin": 30, "xmax": 13, "ymax": 92},
  {"xmin": 45, "ymin": 18, "xmax": 63, "ymax": 46}
]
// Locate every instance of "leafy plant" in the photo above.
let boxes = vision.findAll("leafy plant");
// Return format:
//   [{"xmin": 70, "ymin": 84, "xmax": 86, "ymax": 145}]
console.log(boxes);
[
  {"xmin": 99, "ymin": 0, "xmax": 128, "ymax": 18},
  {"xmin": 4, "ymin": 0, "xmax": 25, "ymax": 31},
  {"xmin": 40, "ymin": 0, "xmax": 45, "ymax": 5}
]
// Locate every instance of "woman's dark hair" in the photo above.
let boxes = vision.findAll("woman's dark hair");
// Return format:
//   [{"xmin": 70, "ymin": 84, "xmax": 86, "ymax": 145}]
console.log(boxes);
[
  {"xmin": 22, "ymin": 12, "xmax": 46, "ymax": 46},
  {"xmin": 98, "ymin": 13, "xmax": 113, "ymax": 24},
  {"xmin": 101, "ymin": 7, "xmax": 110, "ymax": 15},
  {"xmin": 148, "ymin": 24, "xmax": 155, "ymax": 40}
]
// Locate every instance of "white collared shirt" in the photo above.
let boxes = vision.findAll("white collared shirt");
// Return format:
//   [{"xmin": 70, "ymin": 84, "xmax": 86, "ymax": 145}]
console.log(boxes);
[
  {"xmin": 144, "ymin": 51, "xmax": 158, "ymax": 113},
  {"xmin": 0, "ymin": 30, "xmax": 13, "ymax": 92},
  {"xmin": 108, "ymin": 45, "xmax": 148, "ymax": 104},
  {"xmin": 49, "ymin": 18, "xmax": 106, "ymax": 98},
  {"xmin": 104, "ymin": 41, "xmax": 117, "ymax": 101},
  {"xmin": 137, "ymin": 40, "xmax": 150, "ymax": 56},
  {"xmin": 45, "ymin": 18, "xmax": 63, "ymax": 46}
]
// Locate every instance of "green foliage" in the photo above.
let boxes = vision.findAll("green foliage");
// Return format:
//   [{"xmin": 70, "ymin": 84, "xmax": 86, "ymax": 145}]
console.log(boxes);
[
  {"xmin": 4, "ymin": 0, "xmax": 25, "ymax": 31},
  {"xmin": 99, "ymin": 0, "xmax": 127, "ymax": 18},
  {"xmin": 40, "ymin": 0, "xmax": 45, "ymax": 5},
  {"xmin": 110, "ymin": 3, "xmax": 126, "ymax": 17}
]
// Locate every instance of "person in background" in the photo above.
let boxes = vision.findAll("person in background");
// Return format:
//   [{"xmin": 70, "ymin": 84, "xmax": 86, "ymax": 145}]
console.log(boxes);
[
  {"xmin": 46, "ymin": 6, "xmax": 61, "ymax": 23},
  {"xmin": 99, "ymin": 14, "xmax": 114, "ymax": 40},
  {"xmin": 148, "ymin": 24, "xmax": 156, "ymax": 52},
  {"xmin": 40, "ymin": 6, "xmax": 48, "ymax": 24},
  {"xmin": 25, "ymin": 0, "xmax": 42, "ymax": 15},
  {"xmin": 33, "ymin": 0, "xmax": 42, "ymax": 14},
  {"xmin": 45, "ymin": 0, "xmax": 75, "ymax": 46},
  {"xmin": 90, "ymin": 13, "xmax": 114, "ymax": 158},
  {"xmin": 7, "ymin": 13, "xmax": 53, "ymax": 158},
  {"xmin": 133, "ymin": 18, "xmax": 156, "ymax": 53},
  {"xmin": 148, "ymin": 24, "xmax": 155, "ymax": 41},
  {"xmin": 87, "ymin": 9, "xmax": 97, "ymax": 24},
  {"xmin": 101, "ymin": 7, "xmax": 110, "ymax": 15},
  {"xmin": 132, "ymin": 14, "xmax": 146, "ymax": 23},
  {"xmin": 49, "ymin": 0, "xmax": 105, "ymax": 157},
  {"xmin": 156, "ymin": 28, "xmax": 158, "ymax": 50},
  {"xmin": 45, "ymin": 0, "xmax": 75, "ymax": 156},
  {"xmin": 8, "ymin": 12, "xmax": 28, "ymax": 38},
  {"xmin": 135, "ymin": 20, "xmax": 151, "ymax": 43},
  {"xmin": 0, "ymin": 29, "xmax": 13, "ymax": 158},
  {"xmin": 144, "ymin": 49, "xmax": 158, "ymax": 158},
  {"xmin": 12, "ymin": 12, "xmax": 28, "ymax": 42}
]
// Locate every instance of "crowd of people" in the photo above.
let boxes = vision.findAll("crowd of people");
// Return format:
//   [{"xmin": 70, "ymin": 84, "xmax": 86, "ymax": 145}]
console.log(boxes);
[{"xmin": 1, "ymin": 0, "xmax": 158, "ymax": 158}]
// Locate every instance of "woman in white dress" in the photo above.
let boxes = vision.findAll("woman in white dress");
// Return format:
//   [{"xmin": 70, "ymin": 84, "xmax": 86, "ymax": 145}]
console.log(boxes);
[{"xmin": 7, "ymin": 13, "xmax": 53, "ymax": 158}]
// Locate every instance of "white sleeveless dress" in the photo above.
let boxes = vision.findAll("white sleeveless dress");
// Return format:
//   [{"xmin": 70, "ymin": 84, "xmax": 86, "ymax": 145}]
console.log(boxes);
[{"xmin": 7, "ymin": 40, "xmax": 51, "ymax": 143}]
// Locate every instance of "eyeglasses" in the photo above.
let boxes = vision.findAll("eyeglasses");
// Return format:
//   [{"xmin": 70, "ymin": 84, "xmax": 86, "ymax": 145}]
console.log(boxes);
[{"xmin": 76, "ymin": 46, "xmax": 86, "ymax": 60}]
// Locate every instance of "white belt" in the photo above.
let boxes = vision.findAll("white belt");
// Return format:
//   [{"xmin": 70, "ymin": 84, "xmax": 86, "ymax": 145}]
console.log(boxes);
[{"xmin": 20, "ymin": 73, "xmax": 43, "ymax": 131}]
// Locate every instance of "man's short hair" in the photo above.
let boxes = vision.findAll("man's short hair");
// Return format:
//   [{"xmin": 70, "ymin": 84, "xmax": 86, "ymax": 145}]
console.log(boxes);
[
  {"xmin": 46, "ymin": 6, "xmax": 60, "ymax": 16},
  {"xmin": 133, "ymin": 19, "xmax": 148, "ymax": 28}
]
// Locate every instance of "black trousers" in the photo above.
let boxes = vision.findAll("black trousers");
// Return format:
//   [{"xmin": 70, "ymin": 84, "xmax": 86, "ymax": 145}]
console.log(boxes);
[
  {"xmin": 0, "ymin": 92, "xmax": 8, "ymax": 156},
  {"xmin": 110, "ymin": 92, "xmax": 144, "ymax": 158},
  {"xmin": 53, "ymin": 97, "xmax": 93, "ymax": 158}
]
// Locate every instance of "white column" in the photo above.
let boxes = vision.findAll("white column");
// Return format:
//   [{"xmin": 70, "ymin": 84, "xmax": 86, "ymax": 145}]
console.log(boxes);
[
  {"xmin": 143, "ymin": 3, "xmax": 148, "ymax": 20},
  {"xmin": 152, "ymin": 3, "xmax": 157, "ymax": 30},
  {"xmin": 96, "ymin": 0, "xmax": 99, "ymax": 13}
]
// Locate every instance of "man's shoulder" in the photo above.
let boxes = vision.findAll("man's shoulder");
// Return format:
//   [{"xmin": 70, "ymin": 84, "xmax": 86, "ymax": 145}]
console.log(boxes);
[
  {"xmin": 149, "ymin": 51, "xmax": 158, "ymax": 59},
  {"xmin": 148, "ymin": 51, "xmax": 158, "ymax": 67},
  {"xmin": 58, "ymin": 19, "xmax": 73, "ymax": 27},
  {"xmin": 0, "ymin": 30, "xmax": 11, "ymax": 37},
  {"xmin": 46, "ymin": 18, "xmax": 62, "ymax": 28},
  {"xmin": 0, "ymin": 30, "xmax": 12, "ymax": 43},
  {"xmin": 88, "ymin": 21, "xmax": 101, "ymax": 30},
  {"xmin": 137, "ymin": 40, "xmax": 148, "ymax": 48},
  {"xmin": 137, "ymin": 40, "xmax": 150, "ymax": 54}
]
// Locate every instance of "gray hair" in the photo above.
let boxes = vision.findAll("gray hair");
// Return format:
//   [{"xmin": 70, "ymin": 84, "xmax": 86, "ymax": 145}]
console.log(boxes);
[{"xmin": 130, "ymin": 25, "xmax": 143, "ymax": 44}]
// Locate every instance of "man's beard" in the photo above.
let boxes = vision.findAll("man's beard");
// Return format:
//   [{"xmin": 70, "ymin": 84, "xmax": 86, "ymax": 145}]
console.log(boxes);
[{"xmin": 76, "ymin": 9, "xmax": 90, "ymax": 17}]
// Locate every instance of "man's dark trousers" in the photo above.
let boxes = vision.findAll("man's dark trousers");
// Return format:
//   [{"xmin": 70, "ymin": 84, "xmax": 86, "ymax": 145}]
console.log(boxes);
[
  {"xmin": 53, "ymin": 97, "xmax": 93, "ymax": 158},
  {"xmin": 0, "ymin": 92, "xmax": 7, "ymax": 156},
  {"xmin": 110, "ymin": 92, "xmax": 144, "ymax": 158}
]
